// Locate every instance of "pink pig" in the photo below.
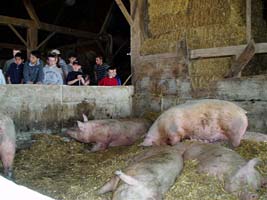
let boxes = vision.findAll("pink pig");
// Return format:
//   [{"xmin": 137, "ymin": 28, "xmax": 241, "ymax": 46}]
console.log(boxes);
[
  {"xmin": 0, "ymin": 114, "xmax": 16, "ymax": 179},
  {"xmin": 141, "ymin": 99, "xmax": 248, "ymax": 147},
  {"xmin": 66, "ymin": 114, "xmax": 150, "ymax": 152}
]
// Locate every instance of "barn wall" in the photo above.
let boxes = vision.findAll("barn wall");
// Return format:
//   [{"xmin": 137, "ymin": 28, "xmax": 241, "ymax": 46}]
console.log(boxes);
[
  {"xmin": 0, "ymin": 85, "xmax": 134, "ymax": 146},
  {"xmin": 131, "ymin": 0, "xmax": 267, "ymax": 133}
]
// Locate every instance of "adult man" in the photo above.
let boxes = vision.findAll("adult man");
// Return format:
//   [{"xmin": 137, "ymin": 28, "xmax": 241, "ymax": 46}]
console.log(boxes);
[
  {"xmin": 94, "ymin": 56, "xmax": 109, "ymax": 85},
  {"xmin": 3, "ymin": 49, "xmax": 21, "ymax": 76},
  {"xmin": 42, "ymin": 54, "xmax": 63, "ymax": 85}
]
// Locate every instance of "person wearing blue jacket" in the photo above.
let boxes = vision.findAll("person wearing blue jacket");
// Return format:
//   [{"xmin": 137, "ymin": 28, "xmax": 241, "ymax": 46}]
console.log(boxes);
[{"xmin": 23, "ymin": 50, "xmax": 44, "ymax": 84}]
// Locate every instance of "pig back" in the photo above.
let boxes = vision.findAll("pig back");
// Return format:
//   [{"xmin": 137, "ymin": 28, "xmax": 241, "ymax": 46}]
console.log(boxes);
[
  {"xmin": 156, "ymin": 99, "xmax": 247, "ymax": 143},
  {"xmin": 0, "ymin": 114, "xmax": 16, "ymax": 143},
  {"xmin": 113, "ymin": 147, "xmax": 183, "ymax": 200}
]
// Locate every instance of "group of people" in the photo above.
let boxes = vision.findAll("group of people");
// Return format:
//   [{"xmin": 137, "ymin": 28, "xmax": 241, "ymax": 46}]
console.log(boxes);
[{"xmin": 0, "ymin": 48, "xmax": 121, "ymax": 86}]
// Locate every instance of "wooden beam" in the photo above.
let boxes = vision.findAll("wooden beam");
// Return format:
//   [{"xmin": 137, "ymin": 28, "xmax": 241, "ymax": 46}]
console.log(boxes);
[
  {"xmin": 115, "ymin": 0, "xmax": 133, "ymax": 26},
  {"xmin": 99, "ymin": 2, "xmax": 114, "ymax": 34},
  {"xmin": 246, "ymin": 0, "xmax": 252, "ymax": 42},
  {"xmin": 37, "ymin": 32, "xmax": 56, "ymax": 49},
  {"xmin": 190, "ymin": 43, "xmax": 267, "ymax": 59},
  {"xmin": 0, "ymin": 15, "xmax": 98, "ymax": 39},
  {"xmin": 0, "ymin": 42, "xmax": 26, "ymax": 50},
  {"xmin": 23, "ymin": 0, "xmax": 41, "ymax": 28},
  {"xmin": 225, "ymin": 39, "xmax": 256, "ymax": 78},
  {"xmin": 8, "ymin": 25, "xmax": 28, "ymax": 47},
  {"xmin": 59, "ymin": 40, "xmax": 97, "ymax": 49}
]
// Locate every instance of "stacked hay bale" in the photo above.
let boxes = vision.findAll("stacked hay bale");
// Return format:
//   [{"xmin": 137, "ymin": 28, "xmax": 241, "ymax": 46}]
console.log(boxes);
[{"xmin": 140, "ymin": 0, "xmax": 267, "ymax": 90}]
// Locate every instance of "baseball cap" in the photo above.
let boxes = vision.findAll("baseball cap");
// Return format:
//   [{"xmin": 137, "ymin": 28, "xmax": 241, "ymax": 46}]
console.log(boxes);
[{"xmin": 51, "ymin": 49, "xmax": 61, "ymax": 55}]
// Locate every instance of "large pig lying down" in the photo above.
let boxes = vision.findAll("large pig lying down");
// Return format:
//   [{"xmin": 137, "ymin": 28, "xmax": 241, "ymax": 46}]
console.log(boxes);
[
  {"xmin": 141, "ymin": 99, "xmax": 248, "ymax": 147},
  {"xmin": 98, "ymin": 146, "xmax": 184, "ymax": 200},
  {"xmin": 66, "ymin": 114, "xmax": 150, "ymax": 152},
  {"xmin": 0, "ymin": 114, "xmax": 16, "ymax": 179},
  {"xmin": 180, "ymin": 142, "xmax": 266, "ymax": 200}
]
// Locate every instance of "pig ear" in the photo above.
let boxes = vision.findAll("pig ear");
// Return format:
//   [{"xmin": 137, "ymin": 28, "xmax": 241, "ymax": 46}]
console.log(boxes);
[
  {"xmin": 82, "ymin": 114, "xmax": 88, "ymax": 122},
  {"xmin": 115, "ymin": 170, "xmax": 139, "ymax": 186},
  {"xmin": 77, "ymin": 121, "xmax": 85, "ymax": 131}
]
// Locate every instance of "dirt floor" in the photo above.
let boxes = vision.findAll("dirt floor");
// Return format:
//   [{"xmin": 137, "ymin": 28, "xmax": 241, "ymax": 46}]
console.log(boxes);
[{"xmin": 1, "ymin": 134, "xmax": 266, "ymax": 200}]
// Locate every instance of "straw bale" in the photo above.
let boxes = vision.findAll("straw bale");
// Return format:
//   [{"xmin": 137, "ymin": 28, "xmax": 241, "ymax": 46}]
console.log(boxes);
[
  {"xmin": 189, "ymin": 57, "xmax": 231, "ymax": 90},
  {"xmin": 141, "ymin": 0, "xmax": 266, "ymax": 55}
]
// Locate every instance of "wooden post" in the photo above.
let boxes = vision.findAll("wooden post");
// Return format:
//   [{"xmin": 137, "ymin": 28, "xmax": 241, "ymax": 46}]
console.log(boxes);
[
  {"xmin": 246, "ymin": 0, "xmax": 252, "ymax": 42},
  {"xmin": 27, "ymin": 27, "xmax": 38, "ymax": 56},
  {"xmin": 176, "ymin": 36, "xmax": 189, "ymax": 65},
  {"xmin": 225, "ymin": 39, "xmax": 255, "ymax": 78},
  {"xmin": 115, "ymin": 0, "xmax": 133, "ymax": 26}
]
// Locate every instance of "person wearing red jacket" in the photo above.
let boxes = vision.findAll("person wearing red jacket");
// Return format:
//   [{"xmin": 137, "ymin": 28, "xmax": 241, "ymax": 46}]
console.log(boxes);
[{"xmin": 98, "ymin": 66, "xmax": 119, "ymax": 86}]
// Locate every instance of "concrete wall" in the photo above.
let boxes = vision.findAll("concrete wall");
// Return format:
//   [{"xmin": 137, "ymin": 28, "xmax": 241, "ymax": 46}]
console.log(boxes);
[{"xmin": 0, "ymin": 85, "xmax": 134, "ymax": 145}]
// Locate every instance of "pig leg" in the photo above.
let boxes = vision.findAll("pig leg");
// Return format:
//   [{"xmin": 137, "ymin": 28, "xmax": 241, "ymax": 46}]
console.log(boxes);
[
  {"xmin": 91, "ymin": 142, "xmax": 108, "ymax": 152},
  {"xmin": 0, "ymin": 141, "xmax": 15, "ymax": 179},
  {"xmin": 109, "ymin": 136, "xmax": 133, "ymax": 147},
  {"xmin": 1, "ymin": 151, "xmax": 15, "ymax": 179},
  {"xmin": 98, "ymin": 176, "xmax": 120, "ymax": 194}
]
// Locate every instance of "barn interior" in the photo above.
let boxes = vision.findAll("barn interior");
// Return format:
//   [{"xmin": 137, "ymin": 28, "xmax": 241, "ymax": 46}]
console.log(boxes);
[{"xmin": 0, "ymin": 0, "xmax": 267, "ymax": 199}]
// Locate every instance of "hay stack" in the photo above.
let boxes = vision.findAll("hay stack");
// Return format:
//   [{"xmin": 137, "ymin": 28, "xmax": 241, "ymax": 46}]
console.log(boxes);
[{"xmin": 140, "ymin": 0, "xmax": 267, "ymax": 90}]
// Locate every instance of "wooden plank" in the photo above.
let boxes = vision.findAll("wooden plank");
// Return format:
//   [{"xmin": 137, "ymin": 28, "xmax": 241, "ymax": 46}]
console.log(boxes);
[
  {"xmin": 0, "ymin": 42, "xmax": 26, "ymax": 50},
  {"xmin": 115, "ymin": 0, "xmax": 133, "ymax": 26},
  {"xmin": 190, "ymin": 43, "xmax": 267, "ymax": 59},
  {"xmin": 23, "ymin": 0, "xmax": 41, "ymax": 28},
  {"xmin": 37, "ymin": 32, "xmax": 56, "ymax": 49},
  {"xmin": 225, "ymin": 39, "xmax": 256, "ymax": 78},
  {"xmin": 0, "ymin": 15, "xmax": 98, "ymax": 39},
  {"xmin": 246, "ymin": 0, "xmax": 252, "ymax": 42},
  {"xmin": 8, "ymin": 25, "xmax": 28, "ymax": 47}
]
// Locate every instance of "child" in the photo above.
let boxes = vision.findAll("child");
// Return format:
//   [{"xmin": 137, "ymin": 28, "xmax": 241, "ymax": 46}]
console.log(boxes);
[
  {"xmin": 66, "ymin": 60, "xmax": 89, "ymax": 86},
  {"xmin": 6, "ymin": 52, "xmax": 24, "ymax": 84},
  {"xmin": 98, "ymin": 66, "xmax": 119, "ymax": 86}
]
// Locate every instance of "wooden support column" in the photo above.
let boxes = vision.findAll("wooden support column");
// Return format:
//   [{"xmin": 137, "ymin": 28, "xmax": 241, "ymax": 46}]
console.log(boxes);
[
  {"xmin": 246, "ymin": 0, "xmax": 252, "ymax": 42},
  {"xmin": 115, "ymin": 0, "xmax": 133, "ymax": 26},
  {"xmin": 27, "ymin": 27, "xmax": 38, "ymax": 56},
  {"xmin": 176, "ymin": 36, "xmax": 190, "ymax": 76},
  {"xmin": 225, "ymin": 39, "xmax": 256, "ymax": 78}
]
